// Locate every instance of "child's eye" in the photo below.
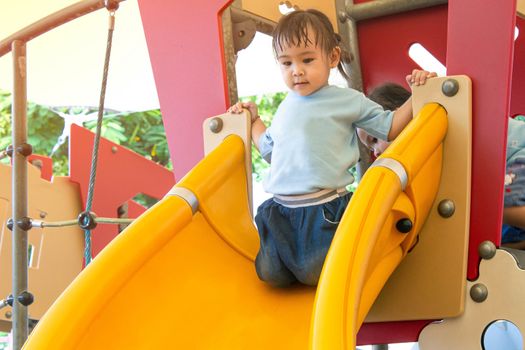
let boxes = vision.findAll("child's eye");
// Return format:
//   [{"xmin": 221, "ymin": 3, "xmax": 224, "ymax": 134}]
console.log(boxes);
[
  {"xmin": 303, "ymin": 58, "xmax": 314, "ymax": 64},
  {"xmin": 280, "ymin": 61, "xmax": 291, "ymax": 66},
  {"xmin": 372, "ymin": 137, "xmax": 378, "ymax": 144}
]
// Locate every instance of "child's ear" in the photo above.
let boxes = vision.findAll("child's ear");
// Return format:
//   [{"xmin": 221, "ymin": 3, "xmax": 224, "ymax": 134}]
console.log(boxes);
[{"xmin": 329, "ymin": 47, "xmax": 341, "ymax": 68}]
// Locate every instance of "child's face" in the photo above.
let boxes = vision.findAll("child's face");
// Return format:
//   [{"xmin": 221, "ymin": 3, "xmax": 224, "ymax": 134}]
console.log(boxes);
[
  {"xmin": 275, "ymin": 30, "xmax": 340, "ymax": 96},
  {"xmin": 357, "ymin": 128, "xmax": 390, "ymax": 158}
]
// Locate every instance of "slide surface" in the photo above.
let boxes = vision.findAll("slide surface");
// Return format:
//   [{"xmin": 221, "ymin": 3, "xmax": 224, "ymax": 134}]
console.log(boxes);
[
  {"xmin": 23, "ymin": 135, "xmax": 317, "ymax": 349},
  {"xmin": 23, "ymin": 104, "xmax": 447, "ymax": 349}
]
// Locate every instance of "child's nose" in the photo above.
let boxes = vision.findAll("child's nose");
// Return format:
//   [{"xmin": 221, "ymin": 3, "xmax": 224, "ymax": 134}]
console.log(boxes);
[
  {"xmin": 373, "ymin": 148, "xmax": 382, "ymax": 157},
  {"xmin": 292, "ymin": 66, "xmax": 304, "ymax": 76}
]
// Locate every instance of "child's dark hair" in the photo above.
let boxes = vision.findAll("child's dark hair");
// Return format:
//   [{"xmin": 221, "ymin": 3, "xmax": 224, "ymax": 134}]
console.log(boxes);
[
  {"xmin": 272, "ymin": 9, "xmax": 353, "ymax": 82},
  {"xmin": 368, "ymin": 82, "xmax": 411, "ymax": 110}
]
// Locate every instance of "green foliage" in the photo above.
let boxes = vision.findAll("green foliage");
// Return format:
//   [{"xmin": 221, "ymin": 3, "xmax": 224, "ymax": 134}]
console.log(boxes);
[
  {"xmin": 0, "ymin": 86, "xmax": 363, "ymax": 189},
  {"xmin": 83, "ymin": 109, "xmax": 171, "ymax": 168},
  {"xmin": 0, "ymin": 90, "xmax": 65, "ymax": 168},
  {"xmin": 0, "ymin": 90, "xmax": 171, "ymax": 176}
]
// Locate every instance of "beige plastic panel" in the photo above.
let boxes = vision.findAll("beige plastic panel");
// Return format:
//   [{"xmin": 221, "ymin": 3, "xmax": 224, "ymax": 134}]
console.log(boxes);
[
  {"xmin": 518, "ymin": 0, "xmax": 525, "ymax": 19},
  {"xmin": 419, "ymin": 249, "xmax": 525, "ymax": 349},
  {"xmin": 203, "ymin": 111, "xmax": 253, "ymax": 214},
  {"xmin": 239, "ymin": 0, "xmax": 338, "ymax": 29},
  {"xmin": 366, "ymin": 76, "xmax": 472, "ymax": 322},
  {"xmin": 0, "ymin": 163, "xmax": 84, "ymax": 325}
]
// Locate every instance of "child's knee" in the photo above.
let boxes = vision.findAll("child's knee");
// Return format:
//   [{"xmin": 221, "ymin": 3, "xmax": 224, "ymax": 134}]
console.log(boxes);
[
  {"xmin": 255, "ymin": 255, "xmax": 296, "ymax": 287},
  {"xmin": 294, "ymin": 260, "xmax": 324, "ymax": 286}
]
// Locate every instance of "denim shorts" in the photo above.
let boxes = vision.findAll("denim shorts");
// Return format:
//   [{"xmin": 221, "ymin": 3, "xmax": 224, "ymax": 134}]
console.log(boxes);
[
  {"xmin": 502, "ymin": 224, "xmax": 525, "ymax": 244},
  {"xmin": 254, "ymin": 191, "xmax": 352, "ymax": 287},
  {"xmin": 504, "ymin": 157, "xmax": 525, "ymax": 207}
]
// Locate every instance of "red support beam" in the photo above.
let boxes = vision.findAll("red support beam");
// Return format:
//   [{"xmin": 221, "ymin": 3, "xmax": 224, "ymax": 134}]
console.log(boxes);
[
  {"xmin": 511, "ymin": 16, "xmax": 525, "ymax": 116},
  {"xmin": 446, "ymin": 0, "xmax": 516, "ymax": 279},
  {"xmin": 137, "ymin": 0, "xmax": 233, "ymax": 180}
]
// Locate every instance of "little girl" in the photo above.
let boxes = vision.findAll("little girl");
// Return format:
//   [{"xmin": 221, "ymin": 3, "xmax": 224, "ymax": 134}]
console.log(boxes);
[{"xmin": 229, "ymin": 9, "xmax": 434, "ymax": 287}]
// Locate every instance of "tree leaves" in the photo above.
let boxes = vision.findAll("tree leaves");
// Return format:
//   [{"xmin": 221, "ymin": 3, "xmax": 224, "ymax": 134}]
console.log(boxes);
[
  {"xmin": 0, "ymin": 91, "xmax": 64, "ymax": 166},
  {"xmin": 0, "ymin": 88, "xmax": 291, "ymax": 180},
  {"xmin": 0, "ymin": 89, "xmax": 170, "ymax": 172}
]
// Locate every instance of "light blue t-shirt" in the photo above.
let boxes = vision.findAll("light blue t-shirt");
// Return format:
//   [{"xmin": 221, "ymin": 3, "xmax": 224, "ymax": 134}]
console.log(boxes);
[
  {"xmin": 259, "ymin": 85, "xmax": 394, "ymax": 195},
  {"xmin": 507, "ymin": 117, "xmax": 525, "ymax": 164}
]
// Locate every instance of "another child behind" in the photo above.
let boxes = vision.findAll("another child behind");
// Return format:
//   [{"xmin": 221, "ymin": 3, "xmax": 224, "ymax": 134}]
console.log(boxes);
[
  {"xmin": 502, "ymin": 116, "xmax": 525, "ymax": 249},
  {"xmin": 357, "ymin": 83, "xmax": 411, "ymax": 157}
]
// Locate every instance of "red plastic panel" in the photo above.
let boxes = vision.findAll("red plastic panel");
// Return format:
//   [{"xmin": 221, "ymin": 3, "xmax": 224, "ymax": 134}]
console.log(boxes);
[
  {"xmin": 69, "ymin": 124, "xmax": 175, "ymax": 256},
  {"xmin": 357, "ymin": 320, "xmax": 432, "ymax": 345},
  {"xmin": 357, "ymin": 4, "xmax": 448, "ymax": 94},
  {"xmin": 137, "ymin": 0, "xmax": 233, "ymax": 180},
  {"xmin": 447, "ymin": 0, "xmax": 516, "ymax": 280},
  {"xmin": 127, "ymin": 200, "xmax": 148, "ymax": 219}
]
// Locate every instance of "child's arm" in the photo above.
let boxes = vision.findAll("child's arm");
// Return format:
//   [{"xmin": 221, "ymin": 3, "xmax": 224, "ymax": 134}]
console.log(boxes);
[
  {"xmin": 250, "ymin": 118, "xmax": 266, "ymax": 150},
  {"xmin": 388, "ymin": 70, "xmax": 437, "ymax": 141},
  {"xmin": 503, "ymin": 206, "xmax": 525, "ymax": 230},
  {"xmin": 227, "ymin": 101, "xmax": 267, "ymax": 150}
]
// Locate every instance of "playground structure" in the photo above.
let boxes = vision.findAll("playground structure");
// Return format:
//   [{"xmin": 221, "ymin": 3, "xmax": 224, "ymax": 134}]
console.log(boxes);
[{"xmin": 0, "ymin": 0, "xmax": 524, "ymax": 349}]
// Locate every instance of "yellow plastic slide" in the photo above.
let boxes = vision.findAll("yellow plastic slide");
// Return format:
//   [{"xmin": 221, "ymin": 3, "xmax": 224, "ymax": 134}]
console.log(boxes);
[{"xmin": 23, "ymin": 104, "xmax": 447, "ymax": 349}]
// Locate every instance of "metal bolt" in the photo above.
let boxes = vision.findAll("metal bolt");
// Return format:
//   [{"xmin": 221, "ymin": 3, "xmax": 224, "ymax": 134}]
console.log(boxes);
[
  {"xmin": 238, "ymin": 30, "xmax": 245, "ymax": 37},
  {"xmin": 17, "ymin": 291, "xmax": 34, "ymax": 306},
  {"xmin": 78, "ymin": 211, "xmax": 98, "ymax": 230},
  {"xmin": 16, "ymin": 217, "xmax": 33, "ymax": 231},
  {"xmin": 338, "ymin": 10, "xmax": 347, "ymax": 22},
  {"xmin": 5, "ymin": 145, "xmax": 13, "ymax": 157},
  {"xmin": 470, "ymin": 283, "xmax": 488, "ymax": 303},
  {"xmin": 478, "ymin": 241, "xmax": 497, "ymax": 260},
  {"xmin": 104, "ymin": 0, "xmax": 119, "ymax": 11},
  {"xmin": 16, "ymin": 143, "xmax": 33, "ymax": 157},
  {"xmin": 6, "ymin": 218, "xmax": 13, "ymax": 231},
  {"xmin": 438, "ymin": 199, "xmax": 455, "ymax": 218},
  {"xmin": 209, "ymin": 117, "xmax": 223, "ymax": 133},
  {"xmin": 111, "ymin": 146, "xmax": 118, "ymax": 154},
  {"xmin": 442, "ymin": 79, "xmax": 459, "ymax": 97},
  {"xmin": 396, "ymin": 218, "xmax": 413, "ymax": 233},
  {"xmin": 39, "ymin": 211, "xmax": 47, "ymax": 219},
  {"xmin": 5, "ymin": 311, "xmax": 12, "ymax": 319}
]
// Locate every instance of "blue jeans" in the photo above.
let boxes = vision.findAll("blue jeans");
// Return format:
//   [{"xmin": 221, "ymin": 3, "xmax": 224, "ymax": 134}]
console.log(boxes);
[
  {"xmin": 254, "ymin": 193, "xmax": 352, "ymax": 287},
  {"xmin": 502, "ymin": 224, "xmax": 525, "ymax": 244}
]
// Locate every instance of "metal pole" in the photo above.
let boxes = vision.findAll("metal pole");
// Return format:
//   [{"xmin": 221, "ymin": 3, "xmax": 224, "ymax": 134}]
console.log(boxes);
[
  {"xmin": 337, "ymin": 0, "xmax": 371, "ymax": 179},
  {"xmin": 346, "ymin": 16, "xmax": 364, "ymax": 92},
  {"xmin": 338, "ymin": 1, "xmax": 364, "ymax": 92},
  {"xmin": 345, "ymin": 0, "xmax": 448, "ymax": 22},
  {"xmin": 11, "ymin": 39, "xmax": 29, "ymax": 350},
  {"xmin": 0, "ymin": 0, "xmax": 127, "ymax": 57}
]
